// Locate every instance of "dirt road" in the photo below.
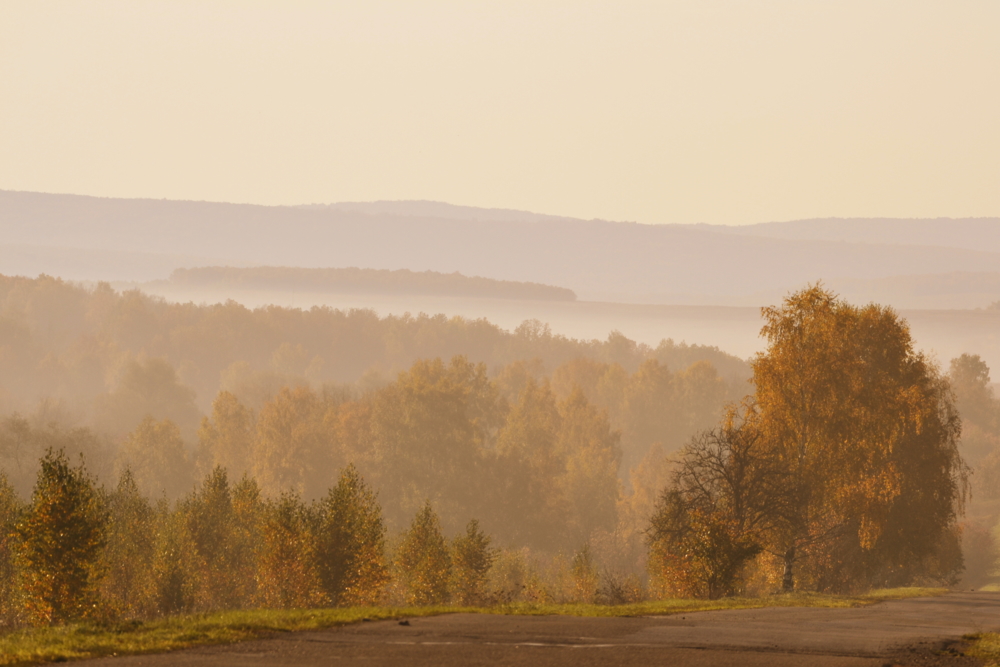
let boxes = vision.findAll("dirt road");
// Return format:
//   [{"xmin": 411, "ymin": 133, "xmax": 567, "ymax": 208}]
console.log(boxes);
[{"xmin": 82, "ymin": 592, "xmax": 1000, "ymax": 666}]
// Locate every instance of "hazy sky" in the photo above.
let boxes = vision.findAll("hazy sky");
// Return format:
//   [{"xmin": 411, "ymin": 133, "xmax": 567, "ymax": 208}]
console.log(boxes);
[{"xmin": 2, "ymin": 1, "xmax": 998, "ymax": 225}]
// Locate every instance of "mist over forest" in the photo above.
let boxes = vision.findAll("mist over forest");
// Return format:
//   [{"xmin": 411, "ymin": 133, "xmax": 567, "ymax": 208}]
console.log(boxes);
[{"xmin": 1, "ymin": 192, "xmax": 1000, "ymax": 626}]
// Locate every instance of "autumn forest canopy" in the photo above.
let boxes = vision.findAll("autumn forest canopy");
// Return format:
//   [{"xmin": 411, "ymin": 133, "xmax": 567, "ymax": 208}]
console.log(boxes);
[{"xmin": 0, "ymin": 275, "xmax": 997, "ymax": 628}]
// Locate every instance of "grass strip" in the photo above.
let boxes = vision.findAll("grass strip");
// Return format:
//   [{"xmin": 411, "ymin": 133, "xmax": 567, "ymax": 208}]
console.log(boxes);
[
  {"xmin": 964, "ymin": 632, "xmax": 1000, "ymax": 666},
  {"xmin": 0, "ymin": 587, "xmax": 945, "ymax": 666}
]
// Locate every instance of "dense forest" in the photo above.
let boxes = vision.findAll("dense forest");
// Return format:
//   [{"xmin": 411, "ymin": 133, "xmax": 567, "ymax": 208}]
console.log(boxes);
[
  {"xmin": 163, "ymin": 266, "xmax": 578, "ymax": 301},
  {"xmin": 0, "ymin": 280, "xmax": 995, "ymax": 628},
  {"xmin": 0, "ymin": 273, "xmax": 747, "ymax": 486}
]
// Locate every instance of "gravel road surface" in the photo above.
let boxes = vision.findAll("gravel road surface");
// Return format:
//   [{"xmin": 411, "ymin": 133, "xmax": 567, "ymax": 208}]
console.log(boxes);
[{"xmin": 82, "ymin": 592, "xmax": 1000, "ymax": 666}]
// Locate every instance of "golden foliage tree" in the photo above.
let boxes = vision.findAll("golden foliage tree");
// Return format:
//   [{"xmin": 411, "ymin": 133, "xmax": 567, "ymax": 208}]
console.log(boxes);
[
  {"xmin": 556, "ymin": 388, "xmax": 622, "ymax": 546},
  {"xmin": 396, "ymin": 502, "xmax": 451, "ymax": 606},
  {"xmin": 252, "ymin": 386, "xmax": 334, "ymax": 499},
  {"xmin": 116, "ymin": 417, "xmax": 193, "ymax": 501},
  {"xmin": 258, "ymin": 492, "xmax": 326, "ymax": 609},
  {"xmin": 750, "ymin": 285, "xmax": 967, "ymax": 591},
  {"xmin": 181, "ymin": 467, "xmax": 244, "ymax": 610},
  {"xmin": 15, "ymin": 450, "xmax": 107, "ymax": 624},
  {"xmin": 197, "ymin": 391, "xmax": 256, "ymax": 480},
  {"xmin": 492, "ymin": 378, "xmax": 565, "ymax": 549},
  {"xmin": 316, "ymin": 465, "xmax": 388, "ymax": 606},
  {"xmin": 369, "ymin": 357, "xmax": 502, "ymax": 531},
  {"xmin": 102, "ymin": 469, "xmax": 157, "ymax": 618},
  {"xmin": 450, "ymin": 519, "xmax": 495, "ymax": 606}
]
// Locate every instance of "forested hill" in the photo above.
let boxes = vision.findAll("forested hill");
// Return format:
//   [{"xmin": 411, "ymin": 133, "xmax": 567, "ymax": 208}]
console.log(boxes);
[
  {"xmin": 3, "ymin": 190, "xmax": 1000, "ymax": 307},
  {"xmin": 0, "ymin": 274, "xmax": 750, "ymax": 488},
  {"xmin": 164, "ymin": 266, "xmax": 576, "ymax": 301}
]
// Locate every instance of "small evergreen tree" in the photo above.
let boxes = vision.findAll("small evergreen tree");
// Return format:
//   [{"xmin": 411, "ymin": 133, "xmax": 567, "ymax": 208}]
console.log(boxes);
[
  {"xmin": 15, "ymin": 449, "xmax": 107, "ymax": 624},
  {"xmin": 450, "ymin": 519, "xmax": 494, "ymax": 606},
  {"xmin": 316, "ymin": 465, "xmax": 388, "ymax": 606},
  {"xmin": 396, "ymin": 502, "xmax": 451, "ymax": 605},
  {"xmin": 102, "ymin": 469, "xmax": 157, "ymax": 618},
  {"xmin": 182, "ymin": 467, "xmax": 241, "ymax": 610},
  {"xmin": 230, "ymin": 475, "xmax": 265, "ymax": 607},
  {"xmin": 258, "ymin": 492, "xmax": 326, "ymax": 609},
  {"xmin": 151, "ymin": 502, "xmax": 200, "ymax": 616}
]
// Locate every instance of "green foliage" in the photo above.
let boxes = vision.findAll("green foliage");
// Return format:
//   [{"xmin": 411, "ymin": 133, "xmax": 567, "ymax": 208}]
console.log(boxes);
[
  {"xmin": 396, "ymin": 502, "xmax": 451, "ymax": 605},
  {"xmin": 316, "ymin": 465, "xmax": 388, "ymax": 606},
  {"xmin": 451, "ymin": 519, "xmax": 495, "ymax": 606},
  {"xmin": 15, "ymin": 449, "xmax": 107, "ymax": 625}
]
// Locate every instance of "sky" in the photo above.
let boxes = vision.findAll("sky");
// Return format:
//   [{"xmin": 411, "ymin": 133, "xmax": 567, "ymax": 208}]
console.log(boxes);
[{"xmin": 1, "ymin": 1, "xmax": 998, "ymax": 225}]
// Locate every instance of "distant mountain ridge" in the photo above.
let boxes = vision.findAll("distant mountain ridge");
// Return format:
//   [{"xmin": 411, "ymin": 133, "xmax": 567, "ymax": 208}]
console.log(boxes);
[
  {"xmin": 709, "ymin": 217, "xmax": 1000, "ymax": 254},
  {"xmin": 2, "ymin": 190, "xmax": 999, "ymax": 308}
]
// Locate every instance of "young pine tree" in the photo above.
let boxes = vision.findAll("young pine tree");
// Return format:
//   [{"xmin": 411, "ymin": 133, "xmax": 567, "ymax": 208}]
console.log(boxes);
[
  {"xmin": 15, "ymin": 449, "xmax": 107, "ymax": 625},
  {"xmin": 151, "ymin": 501, "xmax": 200, "ymax": 616},
  {"xmin": 396, "ymin": 502, "xmax": 451, "ymax": 606},
  {"xmin": 182, "ymin": 467, "xmax": 240, "ymax": 610},
  {"xmin": 230, "ymin": 475, "xmax": 265, "ymax": 607},
  {"xmin": 258, "ymin": 492, "xmax": 326, "ymax": 609},
  {"xmin": 102, "ymin": 469, "xmax": 157, "ymax": 618},
  {"xmin": 315, "ymin": 465, "xmax": 388, "ymax": 606},
  {"xmin": 450, "ymin": 519, "xmax": 495, "ymax": 606}
]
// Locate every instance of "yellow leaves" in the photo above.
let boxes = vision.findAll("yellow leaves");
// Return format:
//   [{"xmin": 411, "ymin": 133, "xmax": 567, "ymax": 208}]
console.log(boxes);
[
  {"xmin": 117, "ymin": 417, "xmax": 191, "ymax": 501},
  {"xmin": 252, "ymin": 386, "xmax": 333, "ymax": 498},
  {"xmin": 395, "ymin": 503, "xmax": 451, "ymax": 606},
  {"xmin": 16, "ymin": 450, "xmax": 106, "ymax": 625},
  {"xmin": 747, "ymin": 285, "xmax": 966, "ymax": 589}
]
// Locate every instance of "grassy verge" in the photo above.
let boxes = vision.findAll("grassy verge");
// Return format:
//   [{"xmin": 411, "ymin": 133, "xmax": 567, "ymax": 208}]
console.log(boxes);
[
  {"xmin": 0, "ymin": 587, "xmax": 945, "ymax": 666},
  {"xmin": 964, "ymin": 633, "xmax": 1000, "ymax": 666}
]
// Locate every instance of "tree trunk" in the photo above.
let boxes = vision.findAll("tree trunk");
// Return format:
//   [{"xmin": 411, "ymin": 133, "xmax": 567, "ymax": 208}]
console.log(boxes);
[{"xmin": 782, "ymin": 546, "xmax": 795, "ymax": 592}]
